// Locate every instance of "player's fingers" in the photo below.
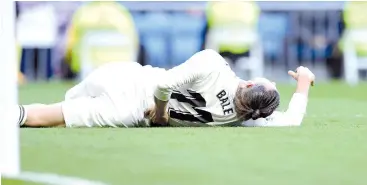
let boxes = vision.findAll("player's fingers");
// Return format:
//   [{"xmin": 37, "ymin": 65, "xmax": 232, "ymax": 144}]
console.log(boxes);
[
  {"xmin": 288, "ymin": 70, "xmax": 296, "ymax": 75},
  {"xmin": 288, "ymin": 70, "xmax": 297, "ymax": 79},
  {"xmin": 145, "ymin": 106, "xmax": 156, "ymax": 117},
  {"xmin": 144, "ymin": 109, "xmax": 152, "ymax": 117},
  {"xmin": 310, "ymin": 73, "xmax": 315, "ymax": 86}
]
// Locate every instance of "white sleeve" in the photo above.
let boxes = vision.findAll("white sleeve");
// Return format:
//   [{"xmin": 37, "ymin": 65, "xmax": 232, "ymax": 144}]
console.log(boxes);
[
  {"xmin": 154, "ymin": 49, "xmax": 225, "ymax": 101},
  {"xmin": 242, "ymin": 93, "xmax": 308, "ymax": 127}
]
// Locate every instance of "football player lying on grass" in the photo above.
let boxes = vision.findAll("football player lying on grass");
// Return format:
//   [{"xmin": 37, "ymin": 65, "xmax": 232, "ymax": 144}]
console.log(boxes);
[{"xmin": 13, "ymin": 49, "xmax": 315, "ymax": 128}]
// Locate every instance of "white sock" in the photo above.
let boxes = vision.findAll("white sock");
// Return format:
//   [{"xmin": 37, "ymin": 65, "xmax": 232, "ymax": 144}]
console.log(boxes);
[{"xmin": 17, "ymin": 105, "xmax": 27, "ymax": 126}]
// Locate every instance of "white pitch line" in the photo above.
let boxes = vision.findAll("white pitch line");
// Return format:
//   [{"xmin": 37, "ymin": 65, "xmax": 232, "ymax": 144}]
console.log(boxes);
[{"xmin": 3, "ymin": 171, "xmax": 108, "ymax": 185}]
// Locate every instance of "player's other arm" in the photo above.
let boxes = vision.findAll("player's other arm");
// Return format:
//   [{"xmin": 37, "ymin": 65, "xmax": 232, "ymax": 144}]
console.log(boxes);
[
  {"xmin": 154, "ymin": 49, "xmax": 222, "ymax": 101},
  {"xmin": 149, "ymin": 49, "xmax": 223, "ymax": 123},
  {"xmin": 244, "ymin": 66, "xmax": 314, "ymax": 127}
]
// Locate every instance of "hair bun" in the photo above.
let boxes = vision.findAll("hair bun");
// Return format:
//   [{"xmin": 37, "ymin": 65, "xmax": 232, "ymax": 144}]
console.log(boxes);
[{"xmin": 252, "ymin": 109, "xmax": 261, "ymax": 120}]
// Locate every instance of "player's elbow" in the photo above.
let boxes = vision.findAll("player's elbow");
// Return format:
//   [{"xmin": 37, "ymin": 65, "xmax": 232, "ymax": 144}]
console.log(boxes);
[
  {"xmin": 284, "ymin": 119, "xmax": 303, "ymax": 127},
  {"xmin": 283, "ymin": 112, "xmax": 304, "ymax": 126},
  {"xmin": 201, "ymin": 49, "xmax": 218, "ymax": 54},
  {"xmin": 199, "ymin": 49, "xmax": 221, "ymax": 59}
]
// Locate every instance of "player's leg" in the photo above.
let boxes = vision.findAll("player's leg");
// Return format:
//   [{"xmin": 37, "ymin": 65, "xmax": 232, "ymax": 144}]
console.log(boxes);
[
  {"xmin": 64, "ymin": 93, "xmax": 146, "ymax": 127},
  {"xmin": 16, "ymin": 62, "xmax": 147, "ymax": 128},
  {"xmin": 64, "ymin": 66, "xmax": 108, "ymax": 99},
  {"xmin": 14, "ymin": 67, "xmax": 108, "ymax": 127},
  {"xmin": 17, "ymin": 94, "xmax": 141, "ymax": 128},
  {"xmin": 15, "ymin": 68, "xmax": 109, "ymax": 127},
  {"xmin": 15, "ymin": 103, "xmax": 65, "ymax": 127},
  {"xmin": 64, "ymin": 61, "xmax": 140, "ymax": 99}
]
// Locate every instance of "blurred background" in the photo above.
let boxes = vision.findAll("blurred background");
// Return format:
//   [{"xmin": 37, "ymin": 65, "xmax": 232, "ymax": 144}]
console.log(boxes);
[{"xmin": 15, "ymin": 1, "xmax": 367, "ymax": 84}]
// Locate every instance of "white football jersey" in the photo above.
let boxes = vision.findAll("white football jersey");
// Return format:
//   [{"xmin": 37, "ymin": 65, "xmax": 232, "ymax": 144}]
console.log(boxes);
[
  {"xmin": 153, "ymin": 49, "xmax": 243, "ymax": 127},
  {"xmin": 153, "ymin": 49, "xmax": 308, "ymax": 127},
  {"xmin": 62, "ymin": 51, "xmax": 308, "ymax": 128}
]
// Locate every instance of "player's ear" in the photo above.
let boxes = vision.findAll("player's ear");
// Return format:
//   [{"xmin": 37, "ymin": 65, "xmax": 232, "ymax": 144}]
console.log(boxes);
[
  {"xmin": 245, "ymin": 81, "xmax": 255, "ymax": 88},
  {"xmin": 246, "ymin": 83, "xmax": 254, "ymax": 88},
  {"xmin": 239, "ymin": 81, "xmax": 254, "ymax": 89}
]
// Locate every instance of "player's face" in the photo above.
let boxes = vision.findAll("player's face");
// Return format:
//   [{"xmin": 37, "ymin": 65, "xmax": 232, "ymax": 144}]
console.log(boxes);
[{"xmin": 250, "ymin": 77, "xmax": 277, "ymax": 90}]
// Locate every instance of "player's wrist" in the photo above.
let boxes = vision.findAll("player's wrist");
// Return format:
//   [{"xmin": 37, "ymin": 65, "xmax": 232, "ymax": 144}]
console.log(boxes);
[
  {"xmin": 298, "ymin": 75, "xmax": 311, "ymax": 83},
  {"xmin": 297, "ymin": 69, "xmax": 315, "ymax": 84},
  {"xmin": 154, "ymin": 97, "xmax": 168, "ymax": 115},
  {"xmin": 295, "ymin": 77, "xmax": 310, "ymax": 96},
  {"xmin": 154, "ymin": 108, "xmax": 167, "ymax": 118}
]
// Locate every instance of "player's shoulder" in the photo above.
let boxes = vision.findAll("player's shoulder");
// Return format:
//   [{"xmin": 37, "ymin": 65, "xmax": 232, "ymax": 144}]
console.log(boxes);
[
  {"xmin": 198, "ymin": 49, "xmax": 225, "ymax": 60},
  {"xmin": 198, "ymin": 49, "xmax": 221, "ymax": 57},
  {"xmin": 102, "ymin": 61, "xmax": 143, "ymax": 69},
  {"xmin": 197, "ymin": 49, "xmax": 230, "ymax": 67}
]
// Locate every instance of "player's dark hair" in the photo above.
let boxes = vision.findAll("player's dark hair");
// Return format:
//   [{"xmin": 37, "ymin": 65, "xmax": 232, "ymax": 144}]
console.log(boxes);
[{"xmin": 234, "ymin": 84, "xmax": 280, "ymax": 121}]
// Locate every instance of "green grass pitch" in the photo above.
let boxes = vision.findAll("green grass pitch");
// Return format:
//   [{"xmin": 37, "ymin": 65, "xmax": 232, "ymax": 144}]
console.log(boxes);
[{"xmin": 3, "ymin": 81, "xmax": 367, "ymax": 185}]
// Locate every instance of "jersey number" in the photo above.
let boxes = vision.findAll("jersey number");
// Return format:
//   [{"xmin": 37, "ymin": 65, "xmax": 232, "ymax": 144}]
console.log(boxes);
[{"xmin": 169, "ymin": 90, "xmax": 214, "ymax": 123}]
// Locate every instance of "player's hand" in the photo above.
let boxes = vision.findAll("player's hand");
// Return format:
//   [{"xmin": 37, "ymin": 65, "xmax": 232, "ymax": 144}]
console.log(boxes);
[
  {"xmin": 144, "ymin": 107, "xmax": 169, "ymax": 126},
  {"xmin": 288, "ymin": 66, "xmax": 315, "ymax": 86}
]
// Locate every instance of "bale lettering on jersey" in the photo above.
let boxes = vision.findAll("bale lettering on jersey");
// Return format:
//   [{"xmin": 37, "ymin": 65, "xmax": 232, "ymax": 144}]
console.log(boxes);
[
  {"xmin": 169, "ymin": 90, "xmax": 214, "ymax": 123},
  {"xmin": 216, "ymin": 90, "xmax": 234, "ymax": 115}
]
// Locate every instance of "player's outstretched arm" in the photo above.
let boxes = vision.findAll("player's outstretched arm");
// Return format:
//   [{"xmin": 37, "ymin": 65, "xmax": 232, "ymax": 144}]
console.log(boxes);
[{"xmin": 243, "ymin": 66, "xmax": 315, "ymax": 127}]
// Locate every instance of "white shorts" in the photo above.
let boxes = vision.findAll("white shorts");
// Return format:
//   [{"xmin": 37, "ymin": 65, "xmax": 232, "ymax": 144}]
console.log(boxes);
[
  {"xmin": 62, "ymin": 94, "xmax": 148, "ymax": 128},
  {"xmin": 61, "ymin": 62, "xmax": 152, "ymax": 128}
]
